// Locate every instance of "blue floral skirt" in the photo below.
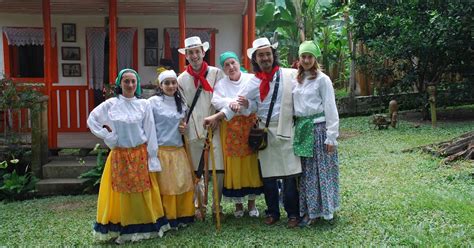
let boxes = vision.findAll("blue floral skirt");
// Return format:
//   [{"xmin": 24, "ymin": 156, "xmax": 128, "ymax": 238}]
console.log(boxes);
[{"xmin": 299, "ymin": 122, "xmax": 339, "ymax": 220}]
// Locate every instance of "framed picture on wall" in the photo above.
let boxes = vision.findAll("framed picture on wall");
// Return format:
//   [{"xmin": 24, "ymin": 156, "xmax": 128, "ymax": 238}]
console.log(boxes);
[
  {"xmin": 62, "ymin": 63, "xmax": 81, "ymax": 77},
  {"xmin": 145, "ymin": 48, "xmax": 158, "ymax": 66},
  {"xmin": 62, "ymin": 23, "xmax": 76, "ymax": 42},
  {"xmin": 61, "ymin": 47, "xmax": 80, "ymax": 60},
  {"xmin": 144, "ymin": 28, "xmax": 158, "ymax": 48}
]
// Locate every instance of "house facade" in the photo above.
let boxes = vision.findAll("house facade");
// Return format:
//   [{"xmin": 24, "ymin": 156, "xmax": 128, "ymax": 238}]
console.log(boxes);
[{"xmin": 0, "ymin": 0, "xmax": 256, "ymax": 149}]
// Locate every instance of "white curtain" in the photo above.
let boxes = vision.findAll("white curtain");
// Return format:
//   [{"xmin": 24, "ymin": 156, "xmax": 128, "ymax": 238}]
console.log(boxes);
[
  {"xmin": 86, "ymin": 28, "xmax": 106, "ymax": 90},
  {"xmin": 2, "ymin": 27, "xmax": 56, "ymax": 47},
  {"xmin": 117, "ymin": 28, "xmax": 137, "ymax": 71},
  {"xmin": 166, "ymin": 28, "xmax": 212, "ymax": 48}
]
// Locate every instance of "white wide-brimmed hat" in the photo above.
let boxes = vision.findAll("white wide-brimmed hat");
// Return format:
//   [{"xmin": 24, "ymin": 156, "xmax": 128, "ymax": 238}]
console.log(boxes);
[
  {"xmin": 246, "ymin": 37, "xmax": 278, "ymax": 59},
  {"xmin": 158, "ymin": 70, "xmax": 177, "ymax": 84},
  {"xmin": 178, "ymin": 36, "xmax": 209, "ymax": 54}
]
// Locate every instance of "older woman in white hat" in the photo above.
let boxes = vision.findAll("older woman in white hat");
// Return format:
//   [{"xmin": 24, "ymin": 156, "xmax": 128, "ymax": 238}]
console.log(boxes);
[
  {"xmin": 177, "ymin": 36, "xmax": 225, "ymax": 219},
  {"xmin": 148, "ymin": 70, "xmax": 196, "ymax": 229}
]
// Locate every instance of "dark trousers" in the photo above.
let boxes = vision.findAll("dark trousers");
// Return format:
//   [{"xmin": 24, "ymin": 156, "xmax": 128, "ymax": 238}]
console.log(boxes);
[{"xmin": 263, "ymin": 177, "xmax": 299, "ymax": 219}]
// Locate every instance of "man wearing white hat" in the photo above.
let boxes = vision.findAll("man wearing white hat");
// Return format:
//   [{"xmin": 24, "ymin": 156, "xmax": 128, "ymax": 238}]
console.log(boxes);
[
  {"xmin": 177, "ymin": 36, "xmax": 225, "ymax": 219},
  {"xmin": 234, "ymin": 37, "xmax": 302, "ymax": 228}
]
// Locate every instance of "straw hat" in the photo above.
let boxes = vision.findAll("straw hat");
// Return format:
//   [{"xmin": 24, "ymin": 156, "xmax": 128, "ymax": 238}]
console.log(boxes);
[
  {"xmin": 178, "ymin": 36, "xmax": 209, "ymax": 54},
  {"xmin": 246, "ymin": 37, "xmax": 278, "ymax": 59}
]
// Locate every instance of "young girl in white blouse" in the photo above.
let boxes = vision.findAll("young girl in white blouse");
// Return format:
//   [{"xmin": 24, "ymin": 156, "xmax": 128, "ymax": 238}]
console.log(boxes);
[
  {"xmin": 148, "ymin": 70, "xmax": 195, "ymax": 229},
  {"xmin": 87, "ymin": 68, "xmax": 170, "ymax": 243},
  {"xmin": 292, "ymin": 41, "xmax": 340, "ymax": 226}
]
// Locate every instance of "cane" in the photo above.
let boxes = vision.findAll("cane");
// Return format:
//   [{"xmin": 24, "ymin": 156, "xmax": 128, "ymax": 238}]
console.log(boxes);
[
  {"xmin": 207, "ymin": 127, "xmax": 221, "ymax": 231},
  {"xmin": 182, "ymin": 132, "xmax": 206, "ymax": 221}
]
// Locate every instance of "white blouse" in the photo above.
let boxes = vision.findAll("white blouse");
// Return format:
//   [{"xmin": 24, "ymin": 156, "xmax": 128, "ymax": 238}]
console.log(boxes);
[
  {"xmin": 211, "ymin": 72, "xmax": 254, "ymax": 119},
  {"xmin": 235, "ymin": 69, "xmax": 283, "ymax": 122},
  {"xmin": 87, "ymin": 95, "xmax": 161, "ymax": 171},
  {"xmin": 148, "ymin": 95, "xmax": 187, "ymax": 147},
  {"xmin": 292, "ymin": 71, "xmax": 339, "ymax": 146}
]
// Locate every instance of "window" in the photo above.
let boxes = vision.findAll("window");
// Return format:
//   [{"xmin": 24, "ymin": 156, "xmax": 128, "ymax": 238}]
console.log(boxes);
[
  {"xmin": 2, "ymin": 27, "xmax": 57, "ymax": 81},
  {"xmin": 9, "ymin": 44, "xmax": 44, "ymax": 78}
]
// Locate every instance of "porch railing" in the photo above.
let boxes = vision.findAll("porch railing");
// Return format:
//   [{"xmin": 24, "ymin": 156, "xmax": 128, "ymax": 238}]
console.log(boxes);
[{"xmin": 51, "ymin": 85, "xmax": 94, "ymax": 132}]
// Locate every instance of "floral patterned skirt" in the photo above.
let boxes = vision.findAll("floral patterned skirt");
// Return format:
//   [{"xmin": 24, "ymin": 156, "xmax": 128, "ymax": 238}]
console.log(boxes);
[
  {"xmin": 299, "ymin": 122, "xmax": 340, "ymax": 219},
  {"xmin": 220, "ymin": 119, "xmax": 263, "ymax": 198}
]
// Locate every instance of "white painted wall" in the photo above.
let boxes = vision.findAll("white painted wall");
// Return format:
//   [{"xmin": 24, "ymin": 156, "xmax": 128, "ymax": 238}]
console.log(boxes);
[{"xmin": 0, "ymin": 13, "xmax": 242, "ymax": 86}]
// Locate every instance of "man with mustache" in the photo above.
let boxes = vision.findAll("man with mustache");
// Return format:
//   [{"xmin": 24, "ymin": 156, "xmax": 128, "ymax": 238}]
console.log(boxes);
[
  {"xmin": 177, "ymin": 36, "xmax": 225, "ymax": 220},
  {"xmin": 230, "ymin": 37, "xmax": 302, "ymax": 228}
]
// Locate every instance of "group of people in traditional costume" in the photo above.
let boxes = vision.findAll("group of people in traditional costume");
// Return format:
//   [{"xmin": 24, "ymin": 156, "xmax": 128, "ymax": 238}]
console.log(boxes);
[{"xmin": 87, "ymin": 35, "xmax": 340, "ymax": 243}]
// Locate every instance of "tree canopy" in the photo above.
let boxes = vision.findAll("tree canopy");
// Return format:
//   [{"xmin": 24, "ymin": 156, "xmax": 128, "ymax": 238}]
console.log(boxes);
[{"xmin": 351, "ymin": 0, "xmax": 472, "ymax": 94}]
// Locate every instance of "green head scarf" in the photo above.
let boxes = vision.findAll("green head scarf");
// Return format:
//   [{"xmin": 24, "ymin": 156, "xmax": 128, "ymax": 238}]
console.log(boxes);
[
  {"xmin": 219, "ymin": 51, "xmax": 239, "ymax": 68},
  {"xmin": 115, "ymin": 68, "xmax": 142, "ymax": 96},
  {"xmin": 298, "ymin": 40, "xmax": 321, "ymax": 58}
]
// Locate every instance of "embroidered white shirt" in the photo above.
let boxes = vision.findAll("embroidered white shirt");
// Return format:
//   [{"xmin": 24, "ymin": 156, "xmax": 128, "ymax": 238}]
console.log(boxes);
[{"xmin": 87, "ymin": 95, "xmax": 161, "ymax": 171}]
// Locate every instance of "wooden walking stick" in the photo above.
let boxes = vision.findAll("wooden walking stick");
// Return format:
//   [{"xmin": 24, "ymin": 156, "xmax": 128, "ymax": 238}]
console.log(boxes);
[
  {"xmin": 182, "ymin": 131, "xmax": 206, "ymax": 221},
  {"xmin": 207, "ymin": 127, "xmax": 221, "ymax": 231}
]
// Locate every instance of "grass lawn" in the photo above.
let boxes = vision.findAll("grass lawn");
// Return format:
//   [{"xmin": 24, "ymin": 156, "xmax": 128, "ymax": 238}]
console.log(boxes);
[{"xmin": 1, "ymin": 113, "xmax": 473, "ymax": 246}]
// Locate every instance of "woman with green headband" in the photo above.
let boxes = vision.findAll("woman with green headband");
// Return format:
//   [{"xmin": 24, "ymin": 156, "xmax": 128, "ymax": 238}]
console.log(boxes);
[
  {"xmin": 87, "ymin": 68, "xmax": 170, "ymax": 243},
  {"xmin": 204, "ymin": 51, "xmax": 263, "ymax": 218},
  {"xmin": 292, "ymin": 41, "xmax": 340, "ymax": 226}
]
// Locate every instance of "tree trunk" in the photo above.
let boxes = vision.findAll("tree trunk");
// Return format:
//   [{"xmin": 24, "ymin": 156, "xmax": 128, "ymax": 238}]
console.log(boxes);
[{"xmin": 344, "ymin": 8, "xmax": 357, "ymax": 114}]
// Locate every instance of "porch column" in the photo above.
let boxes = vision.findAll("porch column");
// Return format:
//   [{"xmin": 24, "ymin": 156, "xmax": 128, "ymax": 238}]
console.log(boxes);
[
  {"xmin": 242, "ymin": 14, "xmax": 249, "ymax": 71},
  {"xmin": 248, "ymin": 0, "xmax": 256, "ymax": 72},
  {"xmin": 109, "ymin": 0, "xmax": 118, "ymax": 83},
  {"xmin": 179, "ymin": 0, "xmax": 186, "ymax": 72},
  {"xmin": 42, "ymin": 0, "xmax": 56, "ymax": 148}
]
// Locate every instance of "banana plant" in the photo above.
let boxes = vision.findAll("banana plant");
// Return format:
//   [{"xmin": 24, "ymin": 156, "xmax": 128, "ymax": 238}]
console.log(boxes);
[{"xmin": 256, "ymin": 0, "xmax": 350, "ymax": 82}]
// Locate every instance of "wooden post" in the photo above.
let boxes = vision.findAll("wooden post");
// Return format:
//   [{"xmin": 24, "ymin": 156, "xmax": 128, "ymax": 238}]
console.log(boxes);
[
  {"xmin": 248, "ymin": 0, "xmax": 256, "ymax": 47},
  {"xmin": 31, "ymin": 96, "xmax": 49, "ymax": 178},
  {"xmin": 179, "ymin": 0, "xmax": 186, "ymax": 73},
  {"xmin": 427, "ymin": 84, "xmax": 437, "ymax": 128},
  {"xmin": 42, "ymin": 0, "xmax": 56, "ymax": 149},
  {"xmin": 248, "ymin": 0, "xmax": 256, "ymax": 72},
  {"xmin": 242, "ymin": 14, "xmax": 249, "ymax": 71},
  {"xmin": 109, "ymin": 0, "xmax": 118, "ymax": 83}
]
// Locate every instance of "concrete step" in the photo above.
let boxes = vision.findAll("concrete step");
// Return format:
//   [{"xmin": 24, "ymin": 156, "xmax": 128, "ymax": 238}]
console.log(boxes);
[
  {"xmin": 42, "ymin": 156, "xmax": 97, "ymax": 179},
  {"xmin": 36, "ymin": 178, "xmax": 89, "ymax": 195}
]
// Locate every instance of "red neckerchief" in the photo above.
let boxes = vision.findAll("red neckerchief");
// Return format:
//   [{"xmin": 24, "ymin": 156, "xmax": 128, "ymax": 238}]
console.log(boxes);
[
  {"xmin": 186, "ymin": 62, "xmax": 213, "ymax": 92},
  {"xmin": 256, "ymin": 66, "xmax": 279, "ymax": 101}
]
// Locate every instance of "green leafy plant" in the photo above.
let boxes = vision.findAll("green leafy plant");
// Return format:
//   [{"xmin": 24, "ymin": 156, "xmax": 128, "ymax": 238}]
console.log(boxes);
[
  {"xmin": 256, "ymin": 0, "xmax": 350, "ymax": 85},
  {"xmin": 78, "ymin": 144, "xmax": 107, "ymax": 192},
  {"xmin": 0, "ymin": 158, "xmax": 38, "ymax": 201}
]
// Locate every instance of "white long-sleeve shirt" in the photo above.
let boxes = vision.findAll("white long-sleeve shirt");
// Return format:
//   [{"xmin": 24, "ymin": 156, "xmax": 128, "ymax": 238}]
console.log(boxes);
[
  {"xmin": 292, "ymin": 71, "xmax": 339, "ymax": 146},
  {"xmin": 148, "ymin": 95, "xmax": 187, "ymax": 147},
  {"xmin": 87, "ymin": 95, "xmax": 161, "ymax": 171},
  {"xmin": 234, "ymin": 69, "xmax": 284, "ymax": 122},
  {"xmin": 211, "ymin": 72, "xmax": 254, "ymax": 119}
]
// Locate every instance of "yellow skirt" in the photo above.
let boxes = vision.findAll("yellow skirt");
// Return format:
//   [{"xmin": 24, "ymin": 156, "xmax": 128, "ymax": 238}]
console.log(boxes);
[
  {"xmin": 93, "ymin": 149, "xmax": 170, "ymax": 243},
  {"xmin": 220, "ymin": 120, "xmax": 264, "ymax": 198},
  {"xmin": 153, "ymin": 146, "xmax": 195, "ymax": 228}
]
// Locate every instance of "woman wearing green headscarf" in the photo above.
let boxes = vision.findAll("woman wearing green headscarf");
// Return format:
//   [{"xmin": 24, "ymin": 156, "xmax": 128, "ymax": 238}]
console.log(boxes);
[
  {"xmin": 292, "ymin": 41, "xmax": 340, "ymax": 226},
  {"xmin": 87, "ymin": 69, "xmax": 170, "ymax": 243}
]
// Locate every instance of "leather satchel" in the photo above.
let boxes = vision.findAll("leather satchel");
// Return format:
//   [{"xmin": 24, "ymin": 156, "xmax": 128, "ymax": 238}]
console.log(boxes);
[
  {"xmin": 248, "ymin": 70, "xmax": 280, "ymax": 152},
  {"xmin": 248, "ymin": 124, "xmax": 268, "ymax": 151}
]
